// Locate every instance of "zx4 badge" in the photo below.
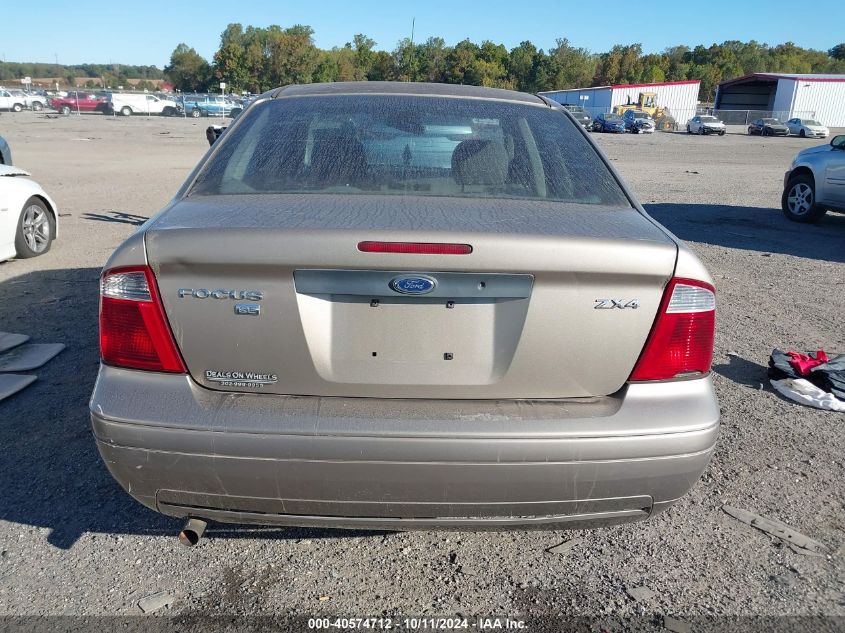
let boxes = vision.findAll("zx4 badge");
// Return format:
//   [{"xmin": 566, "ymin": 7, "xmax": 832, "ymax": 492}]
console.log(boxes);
[{"xmin": 595, "ymin": 298, "xmax": 640, "ymax": 310}]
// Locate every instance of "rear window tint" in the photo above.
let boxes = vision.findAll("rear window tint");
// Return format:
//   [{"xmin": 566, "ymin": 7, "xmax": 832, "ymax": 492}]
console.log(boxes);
[{"xmin": 190, "ymin": 95, "xmax": 630, "ymax": 207}]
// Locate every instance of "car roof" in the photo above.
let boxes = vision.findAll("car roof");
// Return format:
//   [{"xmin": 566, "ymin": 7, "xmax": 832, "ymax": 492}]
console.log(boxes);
[{"xmin": 265, "ymin": 81, "xmax": 546, "ymax": 105}]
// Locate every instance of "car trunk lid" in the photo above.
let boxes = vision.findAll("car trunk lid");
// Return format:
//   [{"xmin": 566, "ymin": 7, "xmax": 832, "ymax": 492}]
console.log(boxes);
[{"xmin": 146, "ymin": 194, "xmax": 677, "ymax": 399}]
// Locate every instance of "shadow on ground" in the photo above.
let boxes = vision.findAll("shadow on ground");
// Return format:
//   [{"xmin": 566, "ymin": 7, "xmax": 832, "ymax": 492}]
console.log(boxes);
[
  {"xmin": 81, "ymin": 211, "xmax": 148, "ymax": 225},
  {"xmin": 712, "ymin": 354, "xmax": 769, "ymax": 389},
  {"xmin": 645, "ymin": 203, "xmax": 845, "ymax": 263},
  {"xmin": 0, "ymin": 266, "xmax": 386, "ymax": 549}
]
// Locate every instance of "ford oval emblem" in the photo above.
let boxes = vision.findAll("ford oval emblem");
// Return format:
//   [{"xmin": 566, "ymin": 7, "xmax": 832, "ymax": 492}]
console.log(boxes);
[{"xmin": 389, "ymin": 275, "xmax": 436, "ymax": 295}]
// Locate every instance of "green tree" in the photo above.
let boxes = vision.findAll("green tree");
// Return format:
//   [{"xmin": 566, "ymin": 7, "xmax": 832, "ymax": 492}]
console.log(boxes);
[
  {"xmin": 443, "ymin": 39, "xmax": 480, "ymax": 85},
  {"xmin": 546, "ymin": 39, "xmax": 595, "ymax": 89},
  {"xmin": 367, "ymin": 51, "xmax": 396, "ymax": 81},
  {"xmin": 352, "ymin": 34, "xmax": 376, "ymax": 80},
  {"xmin": 165, "ymin": 43, "xmax": 211, "ymax": 92},
  {"xmin": 393, "ymin": 37, "xmax": 418, "ymax": 81},
  {"xmin": 213, "ymin": 24, "xmax": 249, "ymax": 90},
  {"xmin": 416, "ymin": 37, "xmax": 448, "ymax": 82},
  {"xmin": 266, "ymin": 25, "xmax": 319, "ymax": 86},
  {"xmin": 508, "ymin": 41, "xmax": 538, "ymax": 91}
]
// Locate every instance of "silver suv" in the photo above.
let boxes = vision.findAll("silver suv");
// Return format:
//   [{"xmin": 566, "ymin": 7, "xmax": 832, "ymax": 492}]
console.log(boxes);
[{"xmin": 782, "ymin": 135, "xmax": 845, "ymax": 223}]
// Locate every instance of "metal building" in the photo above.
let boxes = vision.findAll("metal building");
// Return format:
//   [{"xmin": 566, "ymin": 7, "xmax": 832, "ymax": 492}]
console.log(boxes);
[
  {"xmin": 715, "ymin": 74, "xmax": 845, "ymax": 127},
  {"xmin": 539, "ymin": 80, "xmax": 700, "ymax": 127}
]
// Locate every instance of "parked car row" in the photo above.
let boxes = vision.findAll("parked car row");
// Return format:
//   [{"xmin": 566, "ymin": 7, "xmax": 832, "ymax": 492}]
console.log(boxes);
[
  {"xmin": 0, "ymin": 87, "xmax": 248, "ymax": 118},
  {"xmin": 749, "ymin": 117, "xmax": 829, "ymax": 138}
]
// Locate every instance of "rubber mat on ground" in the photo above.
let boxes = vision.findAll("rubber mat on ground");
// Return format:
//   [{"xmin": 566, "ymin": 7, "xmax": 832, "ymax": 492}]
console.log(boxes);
[
  {"xmin": 0, "ymin": 374, "xmax": 37, "ymax": 402},
  {"xmin": 0, "ymin": 343, "xmax": 65, "ymax": 372},
  {"xmin": 0, "ymin": 332, "xmax": 30, "ymax": 354}
]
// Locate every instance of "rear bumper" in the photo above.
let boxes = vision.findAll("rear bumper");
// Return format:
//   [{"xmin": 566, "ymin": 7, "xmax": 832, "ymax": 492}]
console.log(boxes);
[{"xmin": 90, "ymin": 365, "xmax": 719, "ymax": 530}]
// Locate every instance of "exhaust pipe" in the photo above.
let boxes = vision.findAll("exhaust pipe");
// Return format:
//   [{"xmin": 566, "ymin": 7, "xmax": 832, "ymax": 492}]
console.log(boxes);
[{"xmin": 178, "ymin": 518, "xmax": 207, "ymax": 547}]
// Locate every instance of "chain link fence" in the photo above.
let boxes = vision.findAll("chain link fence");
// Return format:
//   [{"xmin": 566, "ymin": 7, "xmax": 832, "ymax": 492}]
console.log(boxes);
[
  {"xmin": 570, "ymin": 105, "xmax": 818, "ymax": 133},
  {"xmin": 701, "ymin": 109, "xmax": 817, "ymax": 133}
]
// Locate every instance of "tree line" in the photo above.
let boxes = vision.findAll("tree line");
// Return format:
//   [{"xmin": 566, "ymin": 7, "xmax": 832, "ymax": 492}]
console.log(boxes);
[
  {"xmin": 3, "ymin": 30, "xmax": 842, "ymax": 99},
  {"xmin": 165, "ymin": 25, "xmax": 845, "ymax": 101},
  {"xmin": 0, "ymin": 62, "xmax": 163, "ymax": 88}
]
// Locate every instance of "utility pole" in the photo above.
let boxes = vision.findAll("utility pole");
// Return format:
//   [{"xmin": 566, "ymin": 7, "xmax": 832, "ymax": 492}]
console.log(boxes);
[{"xmin": 408, "ymin": 17, "xmax": 415, "ymax": 82}]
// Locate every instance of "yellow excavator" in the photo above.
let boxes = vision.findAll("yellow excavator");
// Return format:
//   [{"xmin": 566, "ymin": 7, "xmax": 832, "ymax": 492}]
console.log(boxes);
[{"xmin": 613, "ymin": 92, "xmax": 677, "ymax": 131}]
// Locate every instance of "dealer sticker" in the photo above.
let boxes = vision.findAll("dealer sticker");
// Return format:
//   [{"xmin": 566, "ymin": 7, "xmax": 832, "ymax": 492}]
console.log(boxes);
[{"xmin": 205, "ymin": 370, "xmax": 278, "ymax": 388}]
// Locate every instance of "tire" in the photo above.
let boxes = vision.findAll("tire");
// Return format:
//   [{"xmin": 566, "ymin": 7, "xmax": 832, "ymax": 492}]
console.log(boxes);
[
  {"xmin": 15, "ymin": 197, "xmax": 55, "ymax": 258},
  {"xmin": 686, "ymin": 125, "xmax": 691, "ymax": 134},
  {"xmin": 32, "ymin": 102, "xmax": 43, "ymax": 111},
  {"xmin": 162, "ymin": 106, "xmax": 175, "ymax": 117},
  {"xmin": 698, "ymin": 126, "xmax": 705, "ymax": 135},
  {"xmin": 191, "ymin": 108, "xmax": 202, "ymax": 118},
  {"xmin": 781, "ymin": 174, "xmax": 827, "ymax": 223},
  {"xmin": 60, "ymin": 105, "xmax": 71, "ymax": 116},
  {"xmin": 718, "ymin": 130, "xmax": 725, "ymax": 136},
  {"xmin": 12, "ymin": 103, "xmax": 23, "ymax": 112},
  {"xmin": 121, "ymin": 106, "xmax": 132, "ymax": 117},
  {"xmin": 799, "ymin": 129, "xmax": 806, "ymax": 138}
]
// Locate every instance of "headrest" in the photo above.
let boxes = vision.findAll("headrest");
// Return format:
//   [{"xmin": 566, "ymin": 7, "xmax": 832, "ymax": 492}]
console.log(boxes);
[
  {"xmin": 310, "ymin": 127, "xmax": 366, "ymax": 186},
  {"xmin": 451, "ymin": 139, "xmax": 509, "ymax": 186}
]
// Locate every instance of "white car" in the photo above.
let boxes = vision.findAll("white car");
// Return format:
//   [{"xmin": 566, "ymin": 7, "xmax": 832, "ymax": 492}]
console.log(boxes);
[
  {"xmin": 786, "ymin": 118, "xmax": 829, "ymax": 139},
  {"xmin": 687, "ymin": 115, "xmax": 726, "ymax": 136},
  {"xmin": 0, "ymin": 165, "xmax": 58, "ymax": 261}
]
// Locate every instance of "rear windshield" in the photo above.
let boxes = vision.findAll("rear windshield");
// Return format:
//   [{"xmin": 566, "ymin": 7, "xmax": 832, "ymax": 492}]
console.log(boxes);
[{"xmin": 189, "ymin": 95, "xmax": 630, "ymax": 206}]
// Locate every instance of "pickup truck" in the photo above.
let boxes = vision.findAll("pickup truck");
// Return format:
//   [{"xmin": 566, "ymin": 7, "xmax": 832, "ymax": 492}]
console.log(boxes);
[
  {"xmin": 51, "ymin": 92, "xmax": 109, "ymax": 115},
  {"xmin": 179, "ymin": 94, "xmax": 240, "ymax": 118},
  {"xmin": 5, "ymin": 89, "xmax": 47, "ymax": 111},
  {"xmin": 0, "ymin": 89, "xmax": 26, "ymax": 112}
]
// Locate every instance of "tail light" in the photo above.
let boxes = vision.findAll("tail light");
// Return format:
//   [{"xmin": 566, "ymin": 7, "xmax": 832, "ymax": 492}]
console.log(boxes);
[
  {"xmin": 99, "ymin": 266, "xmax": 186, "ymax": 373},
  {"xmin": 629, "ymin": 278, "xmax": 715, "ymax": 382}
]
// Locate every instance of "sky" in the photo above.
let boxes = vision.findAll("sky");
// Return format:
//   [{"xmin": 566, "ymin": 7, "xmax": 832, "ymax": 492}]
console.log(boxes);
[{"xmin": 2, "ymin": 0, "xmax": 844, "ymax": 68}]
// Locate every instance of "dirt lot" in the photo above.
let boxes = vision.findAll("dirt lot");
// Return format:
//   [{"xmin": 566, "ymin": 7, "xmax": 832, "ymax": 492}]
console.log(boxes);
[{"xmin": 0, "ymin": 111, "xmax": 843, "ymax": 631}]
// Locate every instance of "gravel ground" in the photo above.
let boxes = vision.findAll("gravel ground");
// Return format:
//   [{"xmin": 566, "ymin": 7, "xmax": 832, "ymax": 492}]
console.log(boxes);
[{"xmin": 0, "ymin": 112, "xmax": 843, "ymax": 631}]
